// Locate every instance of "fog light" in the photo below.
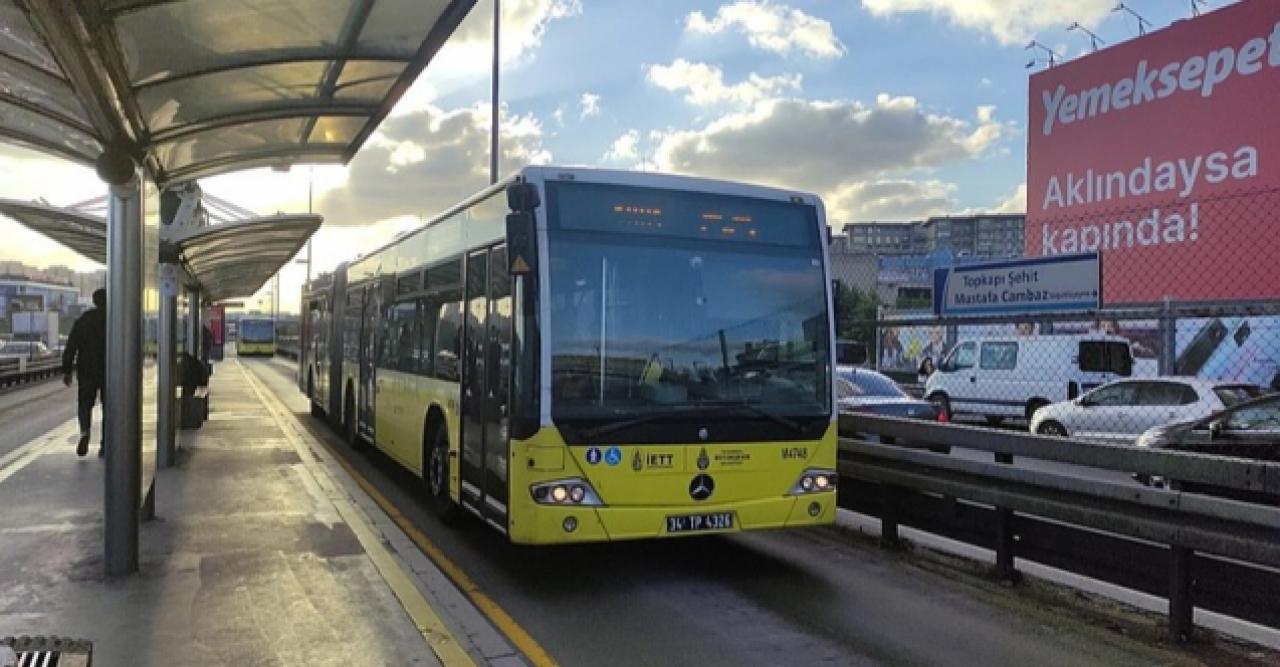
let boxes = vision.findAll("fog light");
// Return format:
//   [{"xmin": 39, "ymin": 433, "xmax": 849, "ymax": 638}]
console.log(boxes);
[
  {"xmin": 563, "ymin": 516, "xmax": 578, "ymax": 533},
  {"xmin": 550, "ymin": 485, "xmax": 569, "ymax": 503},
  {"xmin": 808, "ymin": 501, "xmax": 821, "ymax": 517}
]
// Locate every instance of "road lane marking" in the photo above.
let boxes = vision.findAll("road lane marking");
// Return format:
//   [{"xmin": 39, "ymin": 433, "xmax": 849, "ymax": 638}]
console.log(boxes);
[
  {"xmin": 0, "ymin": 417, "xmax": 78, "ymax": 486},
  {"xmin": 238, "ymin": 361, "xmax": 477, "ymax": 667},
  {"xmin": 243, "ymin": 359, "xmax": 558, "ymax": 667}
]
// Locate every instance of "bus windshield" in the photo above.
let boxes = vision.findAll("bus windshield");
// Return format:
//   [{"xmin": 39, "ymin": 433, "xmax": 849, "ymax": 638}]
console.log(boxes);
[
  {"xmin": 239, "ymin": 319, "xmax": 275, "ymax": 343},
  {"xmin": 546, "ymin": 181, "xmax": 831, "ymax": 431}
]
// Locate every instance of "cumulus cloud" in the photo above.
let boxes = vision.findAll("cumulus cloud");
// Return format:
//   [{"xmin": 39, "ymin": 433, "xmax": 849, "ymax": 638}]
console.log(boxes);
[
  {"xmin": 992, "ymin": 182, "xmax": 1027, "ymax": 213},
  {"xmin": 686, "ymin": 2, "xmax": 845, "ymax": 59},
  {"xmin": 827, "ymin": 179, "xmax": 958, "ymax": 221},
  {"xmin": 604, "ymin": 130, "xmax": 640, "ymax": 163},
  {"xmin": 317, "ymin": 102, "xmax": 551, "ymax": 226},
  {"xmin": 646, "ymin": 59, "xmax": 802, "ymax": 107},
  {"xmin": 655, "ymin": 94, "xmax": 1003, "ymax": 194},
  {"xmin": 393, "ymin": 0, "xmax": 581, "ymax": 114},
  {"xmin": 860, "ymin": 0, "xmax": 1113, "ymax": 46},
  {"xmin": 579, "ymin": 92, "xmax": 602, "ymax": 118}
]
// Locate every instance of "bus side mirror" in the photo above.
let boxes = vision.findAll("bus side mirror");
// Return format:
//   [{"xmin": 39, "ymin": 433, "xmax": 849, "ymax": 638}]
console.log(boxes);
[{"xmin": 506, "ymin": 212, "xmax": 536, "ymax": 275}]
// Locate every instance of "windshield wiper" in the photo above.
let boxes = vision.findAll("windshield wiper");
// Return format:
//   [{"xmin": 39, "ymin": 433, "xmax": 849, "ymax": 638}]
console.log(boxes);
[
  {"xmin": 577, "ymin": 409, "xmax": 701, "ymax": 440},
  {"xmin": 576, "ymin": 403, "xmax": 810, "ymax": 440}
]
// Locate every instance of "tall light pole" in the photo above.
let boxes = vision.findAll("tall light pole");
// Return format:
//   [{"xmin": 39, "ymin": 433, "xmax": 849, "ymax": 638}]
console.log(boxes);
[
  {"xmin": 490, "ymin": 0, "xmax": 500, "ymax": 185},
  {"xmin": 306, "ymin": 165, "xmax": 313, "ymax": 286}
]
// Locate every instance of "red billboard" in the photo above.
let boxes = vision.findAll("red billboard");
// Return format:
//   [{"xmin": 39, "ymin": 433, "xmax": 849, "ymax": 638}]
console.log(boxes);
[{"xmin": 1026, "ymin": 0, "xmax": 1280, "ymax": 305}]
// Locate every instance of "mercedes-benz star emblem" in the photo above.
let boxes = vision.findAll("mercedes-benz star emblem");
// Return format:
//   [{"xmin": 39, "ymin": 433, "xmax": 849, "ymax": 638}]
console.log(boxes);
[{"xmin": 689, "ymin": 474, "xmax": 715, "ymax": 501}]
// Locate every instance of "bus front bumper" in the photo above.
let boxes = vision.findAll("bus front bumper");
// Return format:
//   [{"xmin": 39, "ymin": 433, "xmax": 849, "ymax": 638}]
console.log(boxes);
[{"xmin": 509, "ymin": 492, "xmax": 836, "ymax": 545}]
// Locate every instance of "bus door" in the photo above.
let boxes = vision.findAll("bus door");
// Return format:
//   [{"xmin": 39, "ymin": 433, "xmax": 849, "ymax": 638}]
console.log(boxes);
[
  {"xmin": 359, "ymin": 283, "xmax": 378, "ymax": 439},
  {"xmin": 461, "ymin": 245, "xmax": 513, "ymax": 525}
]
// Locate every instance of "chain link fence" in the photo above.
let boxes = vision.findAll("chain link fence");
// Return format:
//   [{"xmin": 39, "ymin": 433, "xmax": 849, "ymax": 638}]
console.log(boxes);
[{"xmin": 835, "ymin": 188, "xmax": 1280, "ymax": 472}]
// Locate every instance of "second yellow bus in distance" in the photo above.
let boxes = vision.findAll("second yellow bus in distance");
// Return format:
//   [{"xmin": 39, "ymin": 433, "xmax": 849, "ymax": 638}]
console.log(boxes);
[{"xmin": 299, "ymin": 167, "xmax": 837, "ymax": 544}]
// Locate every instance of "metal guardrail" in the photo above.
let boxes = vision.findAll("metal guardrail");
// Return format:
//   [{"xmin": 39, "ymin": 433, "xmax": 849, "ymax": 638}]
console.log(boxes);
[
  {"xmin": 837, "ymin": 413, "xmax": 1280, "ymax": 641},
  {"xmin": 0, "ymin": 356, "xmax": 62, "ymax": 389}
]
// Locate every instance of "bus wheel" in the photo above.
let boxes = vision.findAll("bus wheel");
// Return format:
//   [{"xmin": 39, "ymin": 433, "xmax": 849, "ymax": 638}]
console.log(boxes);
[{"xmin": 426, "ymin": 429, "xmax": 462, "ymax": 525}]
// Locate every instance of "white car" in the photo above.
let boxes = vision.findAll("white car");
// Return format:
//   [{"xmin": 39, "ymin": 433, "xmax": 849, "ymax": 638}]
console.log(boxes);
[{"xmin": 1029, "ymin": 377, "xmax": 1265, "ymax": 445}]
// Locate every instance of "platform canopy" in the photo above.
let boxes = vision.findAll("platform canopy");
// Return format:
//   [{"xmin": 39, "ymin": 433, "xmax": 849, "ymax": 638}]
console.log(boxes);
[
  {"xmin": 0, "ymin": 198, "xmax": 107, "ymax": 263},
  {"xmin": 171, "ymin": 214, "xmax": 321, "ymax": 301},
  {"xmin": 0, "ymin": 0, "xmax": 474, "ymax": 184}
]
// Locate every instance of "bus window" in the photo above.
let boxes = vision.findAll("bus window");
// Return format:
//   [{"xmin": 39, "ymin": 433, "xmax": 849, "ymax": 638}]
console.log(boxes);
[
  {"xmin": 434, "ymin": 295, "xmax": 463, "ymax": 381},
  {"xmin": 417, "ymin": 298, "xmax": 440, "ymax": 376}
]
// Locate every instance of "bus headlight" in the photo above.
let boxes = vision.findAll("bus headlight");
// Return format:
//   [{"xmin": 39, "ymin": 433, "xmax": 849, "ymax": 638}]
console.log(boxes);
[
  {"xmin": 531, "ymin": 478, "xmax": 603, "ymax": 506},
  {"xmin": 790, "ymin": 469, "xmax": 837, "ymax": 495}
]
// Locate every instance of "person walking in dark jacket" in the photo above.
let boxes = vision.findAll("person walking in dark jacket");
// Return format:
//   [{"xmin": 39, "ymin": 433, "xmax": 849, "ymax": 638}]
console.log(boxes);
[{"xmin": 63, "ymin": 288, "xmax": 106, "ymax": 457}]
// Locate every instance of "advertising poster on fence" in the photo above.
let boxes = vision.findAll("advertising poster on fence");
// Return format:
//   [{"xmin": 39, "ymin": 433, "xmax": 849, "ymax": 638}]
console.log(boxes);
[{"xmin": 1026, "ymin": 0, "xmax": 1280, "ymax": 306}]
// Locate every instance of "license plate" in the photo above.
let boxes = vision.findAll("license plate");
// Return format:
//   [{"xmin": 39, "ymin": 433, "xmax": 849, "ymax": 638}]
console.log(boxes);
[{"xmin": 666, "ymin": 512, "xmax": 734, "ymax": 534}]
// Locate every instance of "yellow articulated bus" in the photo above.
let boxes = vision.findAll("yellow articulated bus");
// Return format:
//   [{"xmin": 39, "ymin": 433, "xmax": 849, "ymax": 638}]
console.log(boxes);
[
  {"xmin": 236, "ymin": 317, "xmax": 276, "ymax": 356},
  {"xmin": 299, "ymin": 167, "xmax": 837, "ymax": 544}
]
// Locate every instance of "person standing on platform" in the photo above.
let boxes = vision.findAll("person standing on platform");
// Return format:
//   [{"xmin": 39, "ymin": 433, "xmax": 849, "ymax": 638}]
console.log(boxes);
[{"xmin": 62, "ymin": 288, "xmax": 107, "ymax": 457}]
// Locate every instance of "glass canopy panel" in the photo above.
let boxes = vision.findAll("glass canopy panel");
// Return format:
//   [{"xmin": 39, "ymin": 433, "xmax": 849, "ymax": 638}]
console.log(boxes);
[
  {"xmin": 0, "ymin": 2, "xmax": 62, "ymax": 75},
  {"xmin": 137, "ymin": 60, "xmax": 342, "ymax": 133},
  {"xmin": 0, "ymin": 58, "xmax": 91, "ymax": 126},
  {"xmin": 357, "ymin": 0, "xmax": 451, "ymax": 58},
  {"xmin": 114, "ymin": 0, "xmax": 356, "ymax": 85},
  {"xmin": 333, "ymin": 60, "xmax": 403, "ymax": 102},
  {"xmin": 306, "ymin": 115, "xmax": 366, "ymax": 145},
  {"xmin": 151, "ymin": 117, "xmax": 309, "ymax": 173},
  {"xmin": 0, "ymin": 100, "xmax": 101, "ymax": 162}
]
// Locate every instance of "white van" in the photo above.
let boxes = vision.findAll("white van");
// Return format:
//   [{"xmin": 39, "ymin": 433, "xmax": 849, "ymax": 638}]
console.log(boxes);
[{"xmin": 924, "ymin": 334, "xmax": 1134, "ymax": 424}]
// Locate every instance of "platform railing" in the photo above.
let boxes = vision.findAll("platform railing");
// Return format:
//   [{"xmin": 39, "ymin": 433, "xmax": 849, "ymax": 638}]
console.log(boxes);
[
  {"xmin": 837, "ymin": 413, "xmax": 1280, "ymax": 642},
  {"xmin": 0, "ymin": 356, "xmax": 63, "ymax": 388}
]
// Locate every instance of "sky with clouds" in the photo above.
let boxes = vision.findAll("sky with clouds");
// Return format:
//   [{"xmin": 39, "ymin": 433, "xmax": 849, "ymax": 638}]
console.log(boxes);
[{"xmin": 0, "ymin": 0, "xmax": 1237, "ymax": 312}]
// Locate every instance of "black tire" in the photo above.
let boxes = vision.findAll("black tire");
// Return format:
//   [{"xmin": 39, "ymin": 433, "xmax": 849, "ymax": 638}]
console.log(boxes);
[
  {"xmin": 310, "ymin": 401, "xmax": 324, "ymax": 418},
  {"xmin": 1037, "ymin": 421, "xmax": 1068, "ymax": 438},
  {"xmin": 928, "ymin": 393, "xmax": 952, "ymax": 421},
  {"xmin": 985, "ymin": 416, "xmax": 1005, "ymax": 428},
  {"xmin": 425, "ymin": 427, "xmax": 463, "ymax": 525},
  {"xmin": 308, "ymin": 374, "xmax": 324, "ymax": 418}
]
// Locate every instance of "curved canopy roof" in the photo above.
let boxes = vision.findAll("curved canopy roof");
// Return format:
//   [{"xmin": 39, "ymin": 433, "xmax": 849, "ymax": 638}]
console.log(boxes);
[
  {"xmin": 172, "ymin": 214, "xmax": 321, "ymax": 301},
  {"xmin": 1, "ymin": 0, "xmax": 474, "ymax": 184},
  {"xmin": 0, "ymin": 198, "xmax": 107, "ymax": 263},
  {"xmin": 0, "ymin": 196, "xmax": 320, "ymax": 301}
]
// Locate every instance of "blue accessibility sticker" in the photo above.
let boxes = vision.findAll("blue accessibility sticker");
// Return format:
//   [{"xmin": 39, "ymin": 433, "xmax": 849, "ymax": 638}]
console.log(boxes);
[
  {"xmin": 604, "ymin": 446, "xmax": 623, "ymax": 467},
  {"xmin": 586, "ymin": 447, "xmax": 602, "ymax": 465}
]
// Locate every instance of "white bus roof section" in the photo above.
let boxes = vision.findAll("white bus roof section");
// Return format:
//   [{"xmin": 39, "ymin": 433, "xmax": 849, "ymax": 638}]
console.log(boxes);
[
  {"xmin": 173, "ymin": 214, "xmax": 322, "ymax": 301},
  {"xmin": 0, "ymin": 0, "xmax": 474, "ymax": 184},
  {"xmin": 0, "ymin": 198, "xmax": 107, "ymax": 264}
]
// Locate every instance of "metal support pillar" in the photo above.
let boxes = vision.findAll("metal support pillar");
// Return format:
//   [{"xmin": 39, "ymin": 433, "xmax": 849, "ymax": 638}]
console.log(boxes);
[
  {"xmin": 103, "ymin": 167, "xmax": 143, "ymax": 577},
  {"xmin": 157, "ymin": 267, "xmax": 178, "ymax": 468},
  {"xmin": 1159, "ymin": 296, "xmax": 1177, "ymax": 376},
  {"xmin": 993, "ymin": 508, "xmax": 1020, "ymax": 583},
  {"xmin": 1169, "ymin": 545, "xmax": 1194, "ymax": 641},
  {"xmin": 187, "ymin": 287, "xmax": 200, "ymax": 359}
]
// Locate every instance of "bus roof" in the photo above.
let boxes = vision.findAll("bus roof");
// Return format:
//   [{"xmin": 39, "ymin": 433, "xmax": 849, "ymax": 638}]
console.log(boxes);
[{"xmin": 345, "ymin": 166, "xmax": 828, "ymax": 279}]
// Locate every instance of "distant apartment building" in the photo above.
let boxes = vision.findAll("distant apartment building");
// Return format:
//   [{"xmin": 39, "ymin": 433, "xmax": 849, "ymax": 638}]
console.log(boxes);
[
  {"xmin": 836, "ymin": 213, "xmax": 1026, "ymax": 259},
  {"xmin": 829, "ymin": 213, "xmax": 1026, "ymax": 310}
]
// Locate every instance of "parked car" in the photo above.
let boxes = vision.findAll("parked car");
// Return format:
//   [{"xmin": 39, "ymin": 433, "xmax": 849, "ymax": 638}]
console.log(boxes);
[
  {"xmin": 1030, "ymin": 377, "xmax": 1265, "ymax": 445},
  {"xmin": 838, "ymin": 366, "xmax": 945, "ymax": 451},
  {"xmin": 926, "ymin": 334, "xmax": 1134, "ymax": 425},
  {"xmin": 1135, "ymin": 393, "xmax": 1280, "ymax": 503}
]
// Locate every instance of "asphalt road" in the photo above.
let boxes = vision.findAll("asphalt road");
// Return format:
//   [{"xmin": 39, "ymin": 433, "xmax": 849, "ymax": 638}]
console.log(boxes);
[
  {"xmin": 0, "ymin": 377, "xmax": 79, "ymax": 459},
  {"xmin": 244, "ymin": 357, "xmax": 1201, "ymax": 667}
]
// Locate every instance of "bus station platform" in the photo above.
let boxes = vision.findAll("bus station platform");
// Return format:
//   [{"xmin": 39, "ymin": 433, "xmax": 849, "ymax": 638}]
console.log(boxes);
[{"xmin": 0, "ymin": 360, "xmax": 520, "ymax": 666}]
